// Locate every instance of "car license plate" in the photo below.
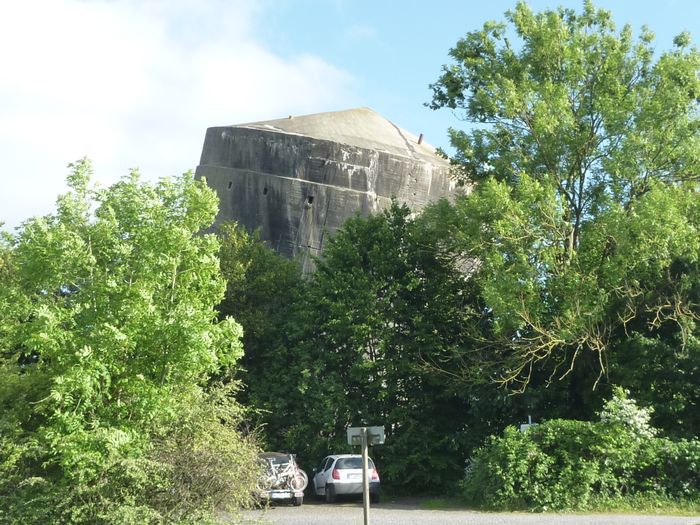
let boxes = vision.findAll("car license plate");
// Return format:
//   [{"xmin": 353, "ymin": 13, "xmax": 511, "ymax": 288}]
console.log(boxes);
[{"xmin": 348, "ymin": 473, "xmax": 361, "ymax": 480}]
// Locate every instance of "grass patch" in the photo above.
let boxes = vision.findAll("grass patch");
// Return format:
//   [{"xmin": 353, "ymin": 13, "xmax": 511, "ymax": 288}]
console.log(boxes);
[
  {"xmin": 585, "ymin": 494, "xmax": 700, "ymax": 516},
  {"xmin": 420, "ymin": 498, "xmax": 467, "ymax": 510},
  {"xmin": 399, "ymin": 492, "xmax": 700, "ymax": 516}
]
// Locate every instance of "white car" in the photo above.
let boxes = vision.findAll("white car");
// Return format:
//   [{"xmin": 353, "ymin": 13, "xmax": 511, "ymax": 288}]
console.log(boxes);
[{"xmin": 311, "ymin": 454, "xmax": 380, "ymax": 503}]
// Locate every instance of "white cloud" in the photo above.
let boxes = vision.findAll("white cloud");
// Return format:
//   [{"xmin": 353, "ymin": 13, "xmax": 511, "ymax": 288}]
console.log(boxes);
[{"xmin": 0, "ymin": 0, "xmax": 355, "ymax": 230}]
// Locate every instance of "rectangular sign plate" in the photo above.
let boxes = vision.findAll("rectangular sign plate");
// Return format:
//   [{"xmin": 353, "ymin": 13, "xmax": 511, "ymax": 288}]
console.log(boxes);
[{"xmin": 347, "ymin": 426, "xmax": 386, "ymax": 446}]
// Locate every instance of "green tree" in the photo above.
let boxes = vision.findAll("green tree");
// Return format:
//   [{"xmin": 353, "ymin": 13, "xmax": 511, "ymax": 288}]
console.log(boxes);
[
  {"xmin": 606, "ymin": 277, "xmax": 700, "ymax": 437},
  {"xmin": 262, "ymin": 202, "xmax": 526, "ymax": 492},
  {"xmin": 216, "ymin": 221, "xmax": 304, "ymax": 438},
  {"xmin": 0, "ymin": 160, "xmax": 259, "ymax": 524},
  {"xmin": 429, "ymin": 1, "xmax": 700, "ymax": 396}
]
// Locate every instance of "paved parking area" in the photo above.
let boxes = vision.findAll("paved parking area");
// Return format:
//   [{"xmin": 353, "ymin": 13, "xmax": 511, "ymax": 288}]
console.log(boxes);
[{"xmin": 229, "ymin": 499, "xmax": 700, "ymax": 525}]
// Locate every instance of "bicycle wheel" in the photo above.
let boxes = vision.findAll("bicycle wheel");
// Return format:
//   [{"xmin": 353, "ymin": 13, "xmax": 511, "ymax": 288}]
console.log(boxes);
[{"xmin": 290, "ymin": 469, "xmax": 308, "ymax": 491}]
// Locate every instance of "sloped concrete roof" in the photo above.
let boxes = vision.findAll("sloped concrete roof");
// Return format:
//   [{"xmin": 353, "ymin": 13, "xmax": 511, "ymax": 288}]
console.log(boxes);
[{"xmin": 235, "ymin": 107, "xmax": 449, "ymax": 165}]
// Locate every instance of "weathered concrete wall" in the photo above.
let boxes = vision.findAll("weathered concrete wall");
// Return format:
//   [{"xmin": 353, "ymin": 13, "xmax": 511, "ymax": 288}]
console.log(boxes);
[{"xmin": 195, "ymin": 108, "xmax": 459, "ymax": 273}]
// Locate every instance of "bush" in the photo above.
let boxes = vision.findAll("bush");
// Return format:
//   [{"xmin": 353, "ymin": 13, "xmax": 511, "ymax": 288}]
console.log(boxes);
[
  {"xmin": 0, "ymin": 383, "xmax": 261, "ymax": 525},
  {"xmin": 462, "ymin": 390, "xmax": 700, "ymax": 511},
  {"xmin": 0, "ymin": 163, "xmax": 261, "ymax": 524}
]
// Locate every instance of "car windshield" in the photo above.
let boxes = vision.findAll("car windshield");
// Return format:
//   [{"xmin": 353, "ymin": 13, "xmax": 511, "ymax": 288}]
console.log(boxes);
[{"xmin": 336, "ymin": 457, "xmax": 375, "ymax": 469}]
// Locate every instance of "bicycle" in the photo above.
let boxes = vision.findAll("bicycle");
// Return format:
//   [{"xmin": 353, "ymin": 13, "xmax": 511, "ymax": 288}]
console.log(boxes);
[{"xmin": 258, "ymin": 453, "xmax": 308, "ymax": 492}]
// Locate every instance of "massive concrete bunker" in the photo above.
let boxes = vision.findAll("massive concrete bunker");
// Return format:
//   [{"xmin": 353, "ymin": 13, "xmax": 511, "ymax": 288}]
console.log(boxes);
[{"xmin": 195, "ymin": 107, "xmax": 458, "ymax": 273}]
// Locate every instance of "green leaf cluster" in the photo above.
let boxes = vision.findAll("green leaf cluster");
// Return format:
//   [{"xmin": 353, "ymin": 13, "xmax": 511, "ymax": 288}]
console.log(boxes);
[
  {"xmin": 216, "ymin": 221, "xmax": 303, "ymax": 417},
  {"xmin": 230, "ymin": 202, "xmax": 524, "ymax": 492},
  {"xmin": 0, "ymin": 160, "xmax": 259, "ymax": 524},
  {"xmin": 429, "ymin": 1, "xmax": 700, "ymax": 390},
  {"xmin": 462, "ymin": 391, "xmax": 700, "ymax": 511},
  {"xmin": 289, "ymin": 202, "xmax": 478, "ymax": 490}
]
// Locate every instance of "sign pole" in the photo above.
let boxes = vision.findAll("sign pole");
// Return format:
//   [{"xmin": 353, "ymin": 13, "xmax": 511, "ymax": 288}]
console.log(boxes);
[
  {"xmin": 347, "ymin": 424, "xmax": 383, "ymax": 525},
  {"xmin": 362, "ymin": 427, "xmax": 370, "ymax": 525}
]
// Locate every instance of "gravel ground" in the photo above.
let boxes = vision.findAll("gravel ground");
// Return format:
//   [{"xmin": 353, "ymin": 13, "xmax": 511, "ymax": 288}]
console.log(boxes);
[{"xmin": 227, "ymin": 499, "xmax": 700, "ymax": 525}]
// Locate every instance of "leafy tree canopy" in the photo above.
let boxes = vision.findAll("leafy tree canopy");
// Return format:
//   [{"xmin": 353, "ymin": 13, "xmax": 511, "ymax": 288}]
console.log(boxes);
[
  {"xmin": 0, "ymin": 160, "xmax": 258, "ymax": 524},
  {"xmin": 429, "ymin": 1, "xmax": 700, "ymax": 391},
  {"xmin": 257, "ymin": 202, "xmax": 514, "ymax": 492},
  {"xmin": 216, "ymin": 221, "xmax": 304, "ymax": 427}
]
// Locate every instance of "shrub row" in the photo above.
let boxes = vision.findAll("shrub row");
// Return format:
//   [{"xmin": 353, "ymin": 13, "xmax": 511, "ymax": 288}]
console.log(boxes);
[{"xmin": 462, "ymin": 418, "xmax": 700, "ymax": 511}]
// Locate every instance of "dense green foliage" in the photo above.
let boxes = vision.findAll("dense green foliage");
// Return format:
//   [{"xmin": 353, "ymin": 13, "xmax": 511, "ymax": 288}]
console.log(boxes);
[
  {"xmin": 278, "ymin": 202, "xmax": 477, "ymax": 489},
  {"xmin": 0, "ymin": 161, "xmax": 260, "ymax": 524},
  {"xmin": 217, "ymin": 221, "xmax": 304, "ymax": 433},
  {"xmin": 218, "ymin": 203, "xmax": 555, "ymax": 493},
  {"xmin": 436, "ymin": 179, "xmax": 700, "ymax": 427},
  {"xmin": 429, "ymin": 0, "xmax": 700, "ymax": 393},
  {"xmin": 463, "ymin": 390, "xmax": 700, "ymax": 511}
]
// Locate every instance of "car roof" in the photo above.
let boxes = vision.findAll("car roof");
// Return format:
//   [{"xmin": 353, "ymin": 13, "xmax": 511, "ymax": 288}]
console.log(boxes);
[{"xmin": 327, "ymin": 454, "xmax": 367, "ymax": 460}]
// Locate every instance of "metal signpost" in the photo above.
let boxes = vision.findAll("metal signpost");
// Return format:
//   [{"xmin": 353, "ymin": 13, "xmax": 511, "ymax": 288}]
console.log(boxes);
[
  {"xmin": 519, "ymin": 415, "xmax": 537, "ymax": 432},
  {"xmin": 347, "ymin": 426, "xmax": 385, "ymax": 525}
]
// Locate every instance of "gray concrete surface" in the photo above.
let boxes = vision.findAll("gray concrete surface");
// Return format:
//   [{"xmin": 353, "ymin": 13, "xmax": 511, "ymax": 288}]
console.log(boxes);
[
  {"xmin": 229, "ymin": 499, "xmax": 700, "ymax": 525},
  {"xmin": 196, "ymin": 108, "xmax": 464, "ymax": 273}
]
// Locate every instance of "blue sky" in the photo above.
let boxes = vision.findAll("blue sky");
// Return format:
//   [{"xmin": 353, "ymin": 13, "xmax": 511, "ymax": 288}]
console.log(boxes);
[
  {"xmin": 1, "ymin": 0, "xmax": 698, "ymax": 230},
  {"xmin": 258, "ymin": 0, "xmax": 700, "ymax": 152}
]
